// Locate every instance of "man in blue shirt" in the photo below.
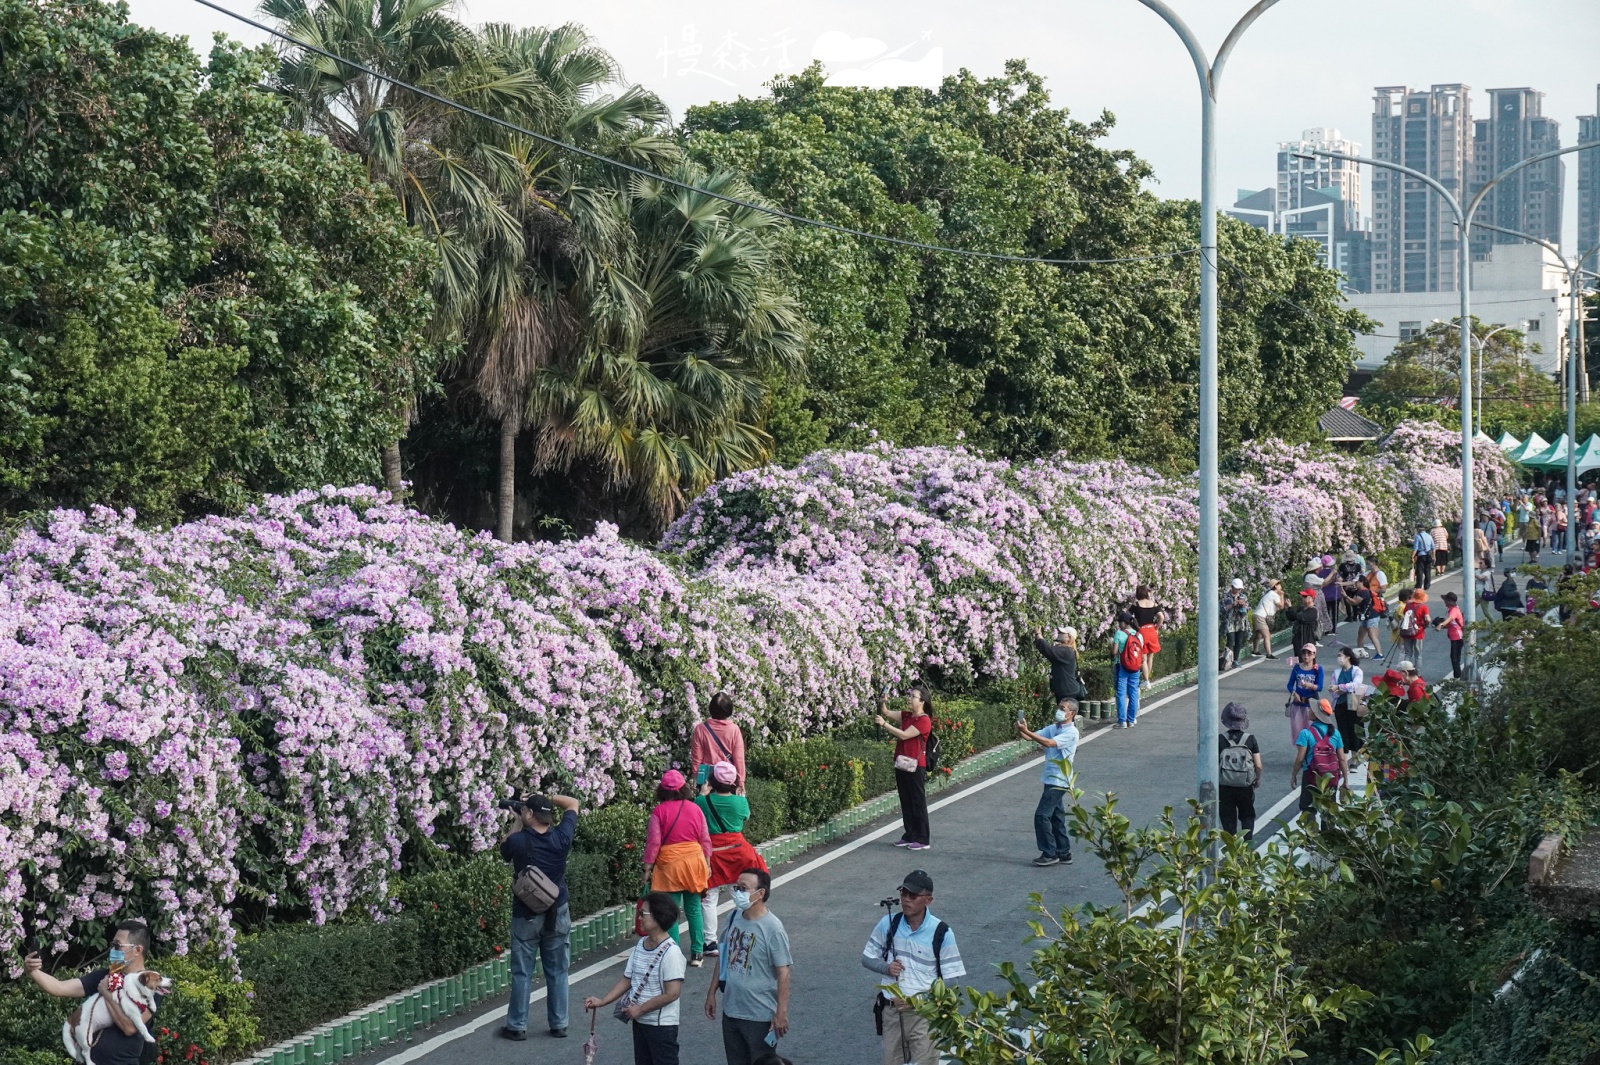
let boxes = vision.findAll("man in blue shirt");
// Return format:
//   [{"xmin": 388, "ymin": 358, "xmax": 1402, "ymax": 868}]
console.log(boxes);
[
  {"xmin": 500, "ymin": 793, "xmax": 581, "ymax": 1040},
  {"xmin": 1411, "ymin": 525, "xmax": 1436, "ymax": 591},
  {"xmin": 861, "ymin": 870, "xmax": 966, "ymax": 1065},
  {"xmin": 1017, "ymin": 698, "xmax": 1079, "ymax": 866}
]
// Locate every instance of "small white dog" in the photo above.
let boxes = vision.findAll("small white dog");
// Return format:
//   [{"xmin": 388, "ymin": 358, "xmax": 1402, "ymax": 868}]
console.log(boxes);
[{"xmin": 62, "ymin": 969, "xmax": 171, "ymax": 1064}]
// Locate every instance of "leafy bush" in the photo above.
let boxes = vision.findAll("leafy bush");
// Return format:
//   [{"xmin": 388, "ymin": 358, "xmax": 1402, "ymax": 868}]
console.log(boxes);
[
  {"xmin": 566, "ymin": 853, "xmax": 612, "ymax": 918},
  {"xmin": 153, "ymin": 953, "xmax": 259, "ymax": 1065},
  {"xmin": 395, "ymin": 855, "xmax": 510, "ymax": 980},
  {"xmin": 836, "ymin": 739, "xmax": 897, "ymax": 799},
  {"xmin": 741, "ymin": 779, "xmax": 788, "ymax": 844},
  {"xmin": 0, "ymin": 1051, "xmax": 65, "ymax": 1065},
  {"xmin": 968, "ymin": 699, "xmax": 1027, "ymax": 752},
  {"xmin": 0, "ymin": 983, "xmax": 66, "ymax": 1060},
  {"xmin": 574, "ymin": 804, "xmax": 648, "ymax": 903},
  {"xmin": 748, "ymin": 737, "xmax": 864, "ymax": 829}
]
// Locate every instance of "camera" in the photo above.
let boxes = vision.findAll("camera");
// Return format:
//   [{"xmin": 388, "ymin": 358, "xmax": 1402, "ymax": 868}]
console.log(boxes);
[
  {"xmin": 496, "ymin": 795, "xmax": 525, "ymax": 814},
  {"xmin": 878, "ymin": 896, "xmax": 900, "ymax": 912}
]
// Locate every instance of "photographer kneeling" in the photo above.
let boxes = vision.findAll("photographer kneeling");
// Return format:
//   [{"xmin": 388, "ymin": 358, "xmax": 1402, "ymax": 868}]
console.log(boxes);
[{"xmin": 499, "ymin": 792, "xmax": 581, "ymax": 1040}]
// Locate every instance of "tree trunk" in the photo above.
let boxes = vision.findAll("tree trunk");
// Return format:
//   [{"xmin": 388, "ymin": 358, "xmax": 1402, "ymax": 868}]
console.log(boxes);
[
  {"xmin": 381, "ymin": 440, "xmax": 404, "ymax": 501},
  {"xmin": 496, "ymin": 415, "xmax": 517, "ymax": 542}
]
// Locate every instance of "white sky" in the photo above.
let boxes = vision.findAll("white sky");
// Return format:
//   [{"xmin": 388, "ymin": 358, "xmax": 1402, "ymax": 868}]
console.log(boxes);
[{"xmin": 130, "ymin": 0, "xmax": 1599, "ymax": 250}]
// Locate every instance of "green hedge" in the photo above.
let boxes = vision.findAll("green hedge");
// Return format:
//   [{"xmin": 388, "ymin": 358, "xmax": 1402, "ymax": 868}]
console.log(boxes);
[
  {"xmin": 747, "ymin": 736, "xmax": 864, "ymax": 830},
  {"xmin": 741, "ymin": 778, "xmax": 788, "ymax": 844}
]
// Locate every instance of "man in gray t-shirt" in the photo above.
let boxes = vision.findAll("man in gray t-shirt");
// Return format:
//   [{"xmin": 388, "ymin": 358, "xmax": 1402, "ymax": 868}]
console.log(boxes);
[{"xmin": 704, "ymin": 869, "xmax": 792, "ymax": 1065}]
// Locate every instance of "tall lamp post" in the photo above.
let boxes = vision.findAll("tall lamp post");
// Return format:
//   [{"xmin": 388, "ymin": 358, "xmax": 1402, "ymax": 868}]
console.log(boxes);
[
  {"xmin": 1474, "ymin": 222, "xmax": 1600, "ymax": 565},
  {"xmin": 1130, "ymin": 0, "xmax": 1283, "ymax": 857},
  {"xmin": 1430, "ymin": 317, "xmax": 1524, "ymax": 436},
  {"xmin": 1297, "ymin": 139, "xmax": 1600, "ymax": 683}
]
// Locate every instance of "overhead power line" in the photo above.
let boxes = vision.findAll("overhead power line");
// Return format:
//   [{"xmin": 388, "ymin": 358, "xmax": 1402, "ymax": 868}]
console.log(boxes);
[{"xmin": 193, "ymin": 0, "xmax": 1200, "ymax": 269}]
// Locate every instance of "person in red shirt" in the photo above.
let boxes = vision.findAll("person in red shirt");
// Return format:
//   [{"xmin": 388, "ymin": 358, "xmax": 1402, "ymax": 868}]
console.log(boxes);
[
  {"xmin": 1397, "ymin": 661, "xmax": 1427, "ymax": 706},
  {"xmin": 1398, "ymin": 590, "xmax": 1430, "ymax": 662},
  {"xmin": 1432, "ymin": 591, "xmax": 1466, "ymax": 679},
  {"xmin": 876, "ymin": 684, "xmax": 934, "ymax": 850}
]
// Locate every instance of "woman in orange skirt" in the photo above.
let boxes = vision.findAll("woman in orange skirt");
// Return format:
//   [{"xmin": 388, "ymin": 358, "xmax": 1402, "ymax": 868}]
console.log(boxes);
[
  {"xmin": 643, "ymin": 769, "xmax": 712, "ymax": 965},
  {"xmin": 695, "ymin": 761, "xmax": 767, "ymax": 961},
  {"xmin": 1130, "ymin": 586, "xmax": 1166, "ymax": 688}
]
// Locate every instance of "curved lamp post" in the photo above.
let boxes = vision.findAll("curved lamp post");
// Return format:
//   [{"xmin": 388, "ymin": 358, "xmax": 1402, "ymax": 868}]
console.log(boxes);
[
  {"xmin": 1298, "ymin": 139, "xmax": 1600, "ymax": 684},
  {"xmin": 1129, "ymin": 0, "xmax": 1283, "ymax": 856},
  {"xmin": 1475, "ymin": 221, "xmax": 1600, "ymax": 565}
]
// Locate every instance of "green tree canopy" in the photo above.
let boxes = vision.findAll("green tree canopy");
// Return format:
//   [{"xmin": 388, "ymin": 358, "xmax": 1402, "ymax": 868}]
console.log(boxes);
[
  {"xmin": 682, "ymin": 62, "xmax": 1365, "ymax": 467},
  {"xmin": 1359, "ymin": 317, "xmax": 1558, "ymax": 430},
  {"xmin": 0, "ymin": 0, "xmax": 444, "ymax": 521}
]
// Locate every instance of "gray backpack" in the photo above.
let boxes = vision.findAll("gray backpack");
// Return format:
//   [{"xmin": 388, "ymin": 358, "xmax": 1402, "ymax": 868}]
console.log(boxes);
[{"xmin": 1220, "ymin": 731, "xmax": 1256, "ymax": 788}]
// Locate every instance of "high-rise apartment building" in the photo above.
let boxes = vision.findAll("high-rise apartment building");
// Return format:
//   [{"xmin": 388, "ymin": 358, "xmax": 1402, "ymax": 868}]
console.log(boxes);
[
  {"xmin": 1579, "ymin": 86, "xmax": 1600, "ymax": 275},
  {"xmin": 1470, "ymin": 87, "xmax": 1563, "ymax": 260},
  {"xmin": 1276, "ymin": 128, "xmax": 1362, "ymax": 228},
  {"xmin": 1370, "ymin": 84, "xmax": 1473, "ymax": 293}
]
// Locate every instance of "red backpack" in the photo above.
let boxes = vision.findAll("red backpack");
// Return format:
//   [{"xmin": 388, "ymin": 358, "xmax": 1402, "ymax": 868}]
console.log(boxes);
[{"xmin": 1119, "ymin": 631, "xmax": 1145, "ymax": 672}]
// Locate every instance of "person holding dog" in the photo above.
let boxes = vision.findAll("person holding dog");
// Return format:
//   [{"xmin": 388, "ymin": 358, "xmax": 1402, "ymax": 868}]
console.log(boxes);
[{"xmin": 25, "ymin": 919, "xmax": 164, "ymax": 1065}]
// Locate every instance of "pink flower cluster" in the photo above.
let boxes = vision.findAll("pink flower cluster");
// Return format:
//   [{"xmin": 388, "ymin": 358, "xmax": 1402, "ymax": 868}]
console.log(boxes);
[{"xmin": 0, "ymin": 423, "xmax": 1493, "ymax": 964}]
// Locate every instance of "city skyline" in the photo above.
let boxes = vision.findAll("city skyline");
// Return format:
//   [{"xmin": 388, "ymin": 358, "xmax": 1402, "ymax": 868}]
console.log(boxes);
[{"xmin": 126, "ymin": 0, "xmax": 1596, "ymax": 252}]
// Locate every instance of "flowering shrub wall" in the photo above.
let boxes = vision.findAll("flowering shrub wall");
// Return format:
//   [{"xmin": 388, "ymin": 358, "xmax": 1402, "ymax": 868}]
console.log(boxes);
[{"xmin": 0, "ymin": 423, "xmax": 1500, "ymax": 965}]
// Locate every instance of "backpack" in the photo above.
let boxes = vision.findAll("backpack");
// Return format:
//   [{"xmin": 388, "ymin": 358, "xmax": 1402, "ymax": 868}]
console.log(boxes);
[
  {"xmin": 1119, "ymin": 631, "xmax": 1145, "ymax": 672},
  {"xmin": 513, "ymin": 863, "xmax": 560, "ymax": 914},
  {"xmin": 1219, "ymin": 731, "xmax": 1256, "ymax": 788},
  {"xmin": 1399, "ymin": 607, "xmax": 1420, "ymax": 636},
  {"xmin": 1369, "ymin": 588, "xmax": 1387, "ymax": 614},
  {"xmin": 1307, "ymin": 724, "xmax": 1343, "ymax": 783},
  {"xmin": 883, "ymin": 912, "xmax": 949, "ymax": 981},
  {"xmin": 923, "ymin": 727, "xmax": 943, "ymax": 773}
]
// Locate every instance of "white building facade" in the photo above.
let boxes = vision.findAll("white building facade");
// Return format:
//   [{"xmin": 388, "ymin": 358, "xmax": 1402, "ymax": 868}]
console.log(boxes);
[{"xmin": 1345, "ymin": 243, "xmax": 1570, "ymax": 374}]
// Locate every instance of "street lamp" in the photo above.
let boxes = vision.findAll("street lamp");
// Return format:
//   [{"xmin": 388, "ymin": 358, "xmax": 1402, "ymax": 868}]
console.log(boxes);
[
  {"xmin": 1474, "ymin": 221, "xmax": 1600, "ymax": 565},
  {"xmin": 1295, "ymin": 139, "xmax": 1600, "ymax": 684},
  {"xmin": 1431, "ymin": 317, "xmax": 1525, "ymax": 435},
  {"xmin": 1131, "ymin": 0, "xmax": 1283, "ymax": 858}
]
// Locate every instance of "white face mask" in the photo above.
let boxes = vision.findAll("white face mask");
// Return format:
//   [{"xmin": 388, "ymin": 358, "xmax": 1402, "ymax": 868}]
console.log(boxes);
[
  {"xmin": 1055, "ymin": 709, "xmax": 1069, "ymax": 723},
  {"xmin": 731, "ymin": 889, "xmax": 755, "ymax": 912}
]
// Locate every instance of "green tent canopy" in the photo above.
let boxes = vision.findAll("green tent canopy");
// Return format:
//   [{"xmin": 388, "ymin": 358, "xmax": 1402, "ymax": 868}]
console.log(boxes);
[
  {"xmin": 1505, "ymin": 432, "xmax": 1551, "ymax": 464},
  {"xmin": 1496, "ymin": 431, "xmax": 1522, "ymax": 451},
  {"xmin": 1567, "ymin": 434, "xmax": 1600, "ymax": 474},
  {"xmin": 1522, "ymin": 434, "xmax": 1571, "ymax": 470}
]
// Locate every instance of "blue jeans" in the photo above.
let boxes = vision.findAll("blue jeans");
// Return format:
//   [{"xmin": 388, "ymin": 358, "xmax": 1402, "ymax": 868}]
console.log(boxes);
[
  {"xmin": 1115, "ymin": 665, "xmax": 1141, "ymax": 724},
  {"xmin": 507, "ymin": 904, "xmax": 571, "ymax": 1033},
  {"xmin": 1033, "ymin": 786, "xmax": 1071, "ymax": 858}
]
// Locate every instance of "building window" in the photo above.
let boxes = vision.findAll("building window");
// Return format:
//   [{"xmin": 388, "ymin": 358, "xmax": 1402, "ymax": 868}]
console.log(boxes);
[
  {"xmin": 1527, "ymin": 319, "xmax": 1540, "ymax": 332},
  {"xmin": 1399, "ymin": 321, "xmax": 1423, "ymax": 340}
]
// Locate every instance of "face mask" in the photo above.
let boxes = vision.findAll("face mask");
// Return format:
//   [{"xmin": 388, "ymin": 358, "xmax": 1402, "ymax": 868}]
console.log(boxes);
[
  {"xmin": 731, "ymin": 889, "xmax": 754, "ymax": 912},
  {"xmin": 1055, "ymin": 709, "xmax": 1069, "ymax": 723},
  {"xmin": 108, "ymin": 948, "xmax": 126, "ymax": 964}
]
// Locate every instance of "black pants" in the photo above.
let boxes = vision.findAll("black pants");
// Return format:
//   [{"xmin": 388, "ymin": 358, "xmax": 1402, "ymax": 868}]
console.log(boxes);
[
  {"xmin": 1449, "ymin": 637, "xmax": 1462, "ymax": 678},
  {"xmin": 721, "ymin": 1015, "xmax": 772, "ymax": 1065},
  {"xmin": 1219, "ymin": 785, "xmax": 1256, "ymax": 839},
  {"xmin": 895, "ymin": 767, "xmax": 930, "ymax": 845},
  {"xmin": 1333, "ymin": 698, "xmax": 1363, "ymax": 755},
  {"xmin": 1225, "ymin": 629, "xmax": 1246, "ymax": 666},
  {"xmin": 632, "ymin": 1021, "xmax": 680, "ymax": 1065},
  {"xmin": 1413, "ymin": 557, "xmax": 1431, "ymax": 590}
]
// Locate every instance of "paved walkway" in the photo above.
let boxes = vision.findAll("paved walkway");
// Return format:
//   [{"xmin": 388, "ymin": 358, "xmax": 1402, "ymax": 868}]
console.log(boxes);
[{"xmin": 381, "ymin": 570, "xmax": 1466, "ymax": 1065}]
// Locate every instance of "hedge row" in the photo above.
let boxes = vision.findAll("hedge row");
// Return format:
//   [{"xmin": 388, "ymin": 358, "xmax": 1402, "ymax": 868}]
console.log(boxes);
[{"xmin": 0, "ymin": 691, "xmax": 1033, "ymax": 1064}]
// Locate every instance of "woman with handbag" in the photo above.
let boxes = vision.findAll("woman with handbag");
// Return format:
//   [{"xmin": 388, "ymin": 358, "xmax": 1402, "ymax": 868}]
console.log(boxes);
[
  {"xmin": 690, "ymin": 692, "xmax": 746, "ymax": 792},
  {"xmin": 643, "ymin": 771, "xmax": 712, "ymax": 966},
  {"xmin": 876, "ymin": 684, "xmax": 934, "ymax": 851},
  {"xmin": 696, "ymin": 761, "xmax": 767, "ymax": 962},
  {"xmin": 584, "ymin": 893, "xmax": 686, "ymax": 1065},
  {"xmin": 1329, "ymin": 645, "xmax": 1365, "ymax": 757}
]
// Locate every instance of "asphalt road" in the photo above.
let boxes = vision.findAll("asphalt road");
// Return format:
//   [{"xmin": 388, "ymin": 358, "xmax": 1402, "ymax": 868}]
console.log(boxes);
[{"xmin": 379, "ymin": 570, "xmax": 1465, "ymax": 1065}]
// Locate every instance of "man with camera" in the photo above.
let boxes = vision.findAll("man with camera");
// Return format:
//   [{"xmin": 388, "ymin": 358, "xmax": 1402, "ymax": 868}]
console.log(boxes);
[
  {"xmin": 861, "ymin": 870, "xmax": 965, "ymax": 1065},
  {"xmin": 499, "ymin": 792, "xmax": 581, "ymax": 1040}
]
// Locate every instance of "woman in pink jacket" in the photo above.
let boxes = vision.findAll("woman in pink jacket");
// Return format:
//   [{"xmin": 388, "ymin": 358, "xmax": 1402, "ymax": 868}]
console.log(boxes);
[{"xmin": 643, "ymin": 769, "xmax": 712, "ymax": 965}]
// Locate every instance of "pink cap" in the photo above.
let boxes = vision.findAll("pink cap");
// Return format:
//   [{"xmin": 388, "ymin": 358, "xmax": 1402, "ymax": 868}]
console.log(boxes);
[
  {"xmin": 661, "ymin": 769, "xmax": 686, "ymax": 791},
  {"xmin": 712, "ymin": 761, "xmax": 738, "ymax": 786}
]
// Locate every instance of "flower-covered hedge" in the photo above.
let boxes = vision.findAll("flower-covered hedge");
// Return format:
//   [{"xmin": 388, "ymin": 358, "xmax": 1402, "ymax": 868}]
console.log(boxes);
[{"xmin": 0, "ymin": 422, "xmax": 1506, "ymax": 967}]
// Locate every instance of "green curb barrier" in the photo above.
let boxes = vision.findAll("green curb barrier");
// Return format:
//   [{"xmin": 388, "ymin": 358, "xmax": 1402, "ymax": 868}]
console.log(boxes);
[{"xmin": 243, "ymin": 738, "xmax": 1036, "ymax": 1065}]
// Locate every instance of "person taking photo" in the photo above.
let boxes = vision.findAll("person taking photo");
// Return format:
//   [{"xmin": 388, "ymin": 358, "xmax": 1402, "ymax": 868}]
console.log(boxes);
[
  {"xmin": 25, "ymin": 920, "xmax": 163, "ymax": 1065},
  {"xmin": 1016, "ymin": 698, "xmax": 1078, "ymax": 866},
  {"xmin": 877, "ymin": 684, "xmax": 934, "ymax": 850},
  {"xmin": 501, "ymin": 793, "xmax": 580, "ymax": 1040}
]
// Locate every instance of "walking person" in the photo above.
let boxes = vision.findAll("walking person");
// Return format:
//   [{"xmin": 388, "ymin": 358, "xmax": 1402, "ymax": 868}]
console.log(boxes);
[
  {"xmin": 1285, "ymin": 644, "xmax": 1323, "ymax": 747},
  {"xmin": 644, "ymin": 771, "xmax": 712, "ymax": 965},
  {"xmin": 705, "ymin": 869, "xmax": 792, "ymax": 1065},
  {"xmin": 584, "ymin": 893, "xmax": 686, "ymax": 1065},
  {"xmin": 1411, "ymin": 525, "xmax": 1435, "ymax": 591},
  {"xmin": 1017, "ymin": 698, "xmax": 1079, "ymax": 866},
  {"xmin": 501, "ymin": 793, "xmax": 581, "ymax": 1040},
  {"xmin": 25, "ymin": 920, "xmax": 165, "ymax": 1065},
  {"xmin": 1431, "ymin": 520, "xmax": 1450, "ymax": 576},
  {"xmin": 1221, "ymin": 578, "xmax": 1250, "ymax": 669},
  {"xmin": 691, "ymin": 692, "xmax": 747, "ymax": 792},
  {"xmin": 1292, "ymin": 700, "xmax": 1348, "ymax": 819},
  {"xmin": 698, "ymin": 762, "xmax": 768, "ymax": 962},
  {"xmin": 1494, "ymin": 568, "xmax": 1524, "ymax": 620},
  {"xmin": 861, "ymin": 870, "xmax": 966, "ymax": 1065},
  {"xmin": 1129, "ymin": 587, "xmax": 1166, "ymax": 689},
  {"xmin": 1525, "ymin": 505, "xmax": 1543, "ymax": 564},
  {"xmin": 1290, "ymin": 589, "xmax": 1320, "ymax": 653},
  {"xmin": 1112, "ymin": 612, "xmax": 1145, "ymax": 728},
  {"xmin": 1398, "ymin": 589, "xmax": 1430, "ymax": 664},
  {"xmin": 877, "ymin": 684, "xmax": 933, "ymax": 850},
  {"xmin": 1032, "ymin": 626, "xmax": 1086, "ymax": 706},
  {"xmin": 1433, "ymin": 591, "xmax": 1465, "ymax": 679},
  {"xmin": 1249, "ymin": 579, "xmax": 1284, "ymax": 659},
  {"xmin": 1217, "ymin": 702, "xmax": 1262, "ymax": 841},
  {"xmin": 1329, "ymin": 646, "xmax": 1365, "ymax": 757}
]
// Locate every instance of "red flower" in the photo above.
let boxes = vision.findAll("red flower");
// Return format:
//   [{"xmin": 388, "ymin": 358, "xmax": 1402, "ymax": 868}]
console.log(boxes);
[{"xmin": 818, "ymin": 764, "xmax": 828, "ymax": 770}]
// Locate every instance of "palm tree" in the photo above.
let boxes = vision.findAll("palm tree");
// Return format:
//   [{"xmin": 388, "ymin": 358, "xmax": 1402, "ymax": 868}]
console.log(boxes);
[{"xmin": 530, "ymin": 162, "xmax": 807, "ymax": 525}]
